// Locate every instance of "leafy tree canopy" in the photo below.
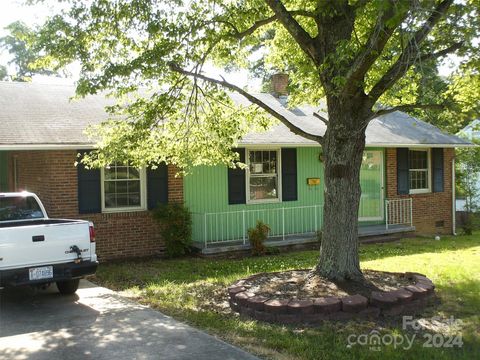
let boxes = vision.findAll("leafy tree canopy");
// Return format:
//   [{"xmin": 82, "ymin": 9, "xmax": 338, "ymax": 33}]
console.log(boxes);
[
  {"xmin": 406, "ymin": 61, "xmax": 480, "ymax": 133},
  {"xmin": 0, "ymin": 20, "xmax": 60, "ymax": 81},
  {"xmin": 0, "ymin": 65, "xmax": 7, "ymax": 81},
  {"xmin": 30, "ymin": 0, "xmax": 479, "ymax": 170},
  {"xmin": 29, "ymin": 0, "xmax": 480, "ymax": 281}
]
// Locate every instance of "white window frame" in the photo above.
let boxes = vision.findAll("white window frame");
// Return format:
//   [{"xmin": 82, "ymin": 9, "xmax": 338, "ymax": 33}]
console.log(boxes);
[
  {"xmin": 246, "ymin": 148, "xmax": 282, "ymax": 204},
  {"xmin": 408, "ymin": 148, "xmax": 431, "ymax": 194},
  {"xmin": 101, "ymin": 165, "xmax": 147, "ymax": 213}
]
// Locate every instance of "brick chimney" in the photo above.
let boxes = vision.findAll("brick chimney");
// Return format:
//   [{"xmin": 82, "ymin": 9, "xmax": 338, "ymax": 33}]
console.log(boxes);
[{"xmin": 271, "ymin": 73, "xmax": 289, "ymax": 97}]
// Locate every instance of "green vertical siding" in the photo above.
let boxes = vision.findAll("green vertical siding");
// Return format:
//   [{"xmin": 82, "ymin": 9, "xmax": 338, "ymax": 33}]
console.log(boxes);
[
  {"xmin": 185, "ymin": 147, "xmax": 323, "ymax": 242},
  {"xmin": 0, "ymin": 152, "xmax": 8, "ymax": 192},
  {"xmin": 184, "ymin": 147, "xmax": 385, "ymax": 243},
  {"xmin": 185, "ymin": 147, "xmax": 324, "ymax": 213}
]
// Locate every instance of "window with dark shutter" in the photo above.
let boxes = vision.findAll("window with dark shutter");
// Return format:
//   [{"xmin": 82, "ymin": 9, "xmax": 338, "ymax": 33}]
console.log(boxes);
[
  {"xmin": 77, "ymin": 151, "xmax": 101, "ymax": 214},
  {"xmin": 103, "ymin": 163, "xmax": 145, "ymax": 210},
  {"xmin": 228, "ymin": 148, "xmax": 246, "ymax": 204},
  {"xmin": 281, "ymin": 148, "xmax": 297, "ymax": 201},
  {"xmin": 147, "ymin": 163, "xmax": 168, "ymax": 209},
  {"xmin": 432, "ymin": 148, "xmax": 444, "ymax": 192},
  {"xmin": 397, "ymin": 148, "xmax": 409, "ymax": 195}
]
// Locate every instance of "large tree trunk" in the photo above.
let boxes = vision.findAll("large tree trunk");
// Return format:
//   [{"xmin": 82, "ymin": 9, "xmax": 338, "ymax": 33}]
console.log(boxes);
[{"xmin": 314, "ymin": 99, "xmax": 368, "ymax": 281}]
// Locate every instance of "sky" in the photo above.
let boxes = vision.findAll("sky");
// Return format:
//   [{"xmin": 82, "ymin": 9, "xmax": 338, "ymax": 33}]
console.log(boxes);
[
  {"xmin": 0, "ymin": 0, "xmax": 460, "ymax": 87},
  {"xmin": 0, "ymin": 0, "xmax": 260, "ymax": 88},
  {"xmin": 0, "ymin": 0, "xmax": 71, "ymax": 83}
]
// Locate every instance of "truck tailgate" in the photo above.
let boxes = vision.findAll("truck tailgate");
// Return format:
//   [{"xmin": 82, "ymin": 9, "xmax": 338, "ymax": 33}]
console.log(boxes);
[{"xmin": 0, "ymin": 221, "xmax": 92, "ymax": 270}]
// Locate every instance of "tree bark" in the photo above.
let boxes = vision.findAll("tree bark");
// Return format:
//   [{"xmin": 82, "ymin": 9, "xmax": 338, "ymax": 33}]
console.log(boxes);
[{"xmin": 314, "ymin": 99, "xmax": 368, "ymax": 281}]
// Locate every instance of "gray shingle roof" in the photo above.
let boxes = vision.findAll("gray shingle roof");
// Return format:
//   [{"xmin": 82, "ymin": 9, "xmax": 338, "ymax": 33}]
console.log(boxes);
[
  {"xmin": 0, "ymin": 82, "xmax": 112, "ymax": 148},
  {"xmin": 233, "ymin": 93, "xmax": 472, "ymax": 147},
  {"xmin": 0, "ymin": 81, "xmax": 472, "ymax": 149}
]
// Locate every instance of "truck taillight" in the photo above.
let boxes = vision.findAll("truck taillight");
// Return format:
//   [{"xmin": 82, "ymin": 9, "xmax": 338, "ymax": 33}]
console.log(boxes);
[{"xmin": 89, "ymin": 222, "xmax": 95, "ymax": 243}]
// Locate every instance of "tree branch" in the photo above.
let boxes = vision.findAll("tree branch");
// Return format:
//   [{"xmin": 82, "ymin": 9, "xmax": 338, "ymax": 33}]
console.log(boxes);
[
  {"xmin": 368, "ymin": 0, "xmax": 454, "ymax": 102},
  {"xmin": 368, "ymin": 103, "xmax": 446, "ymax": 120},
  {"xmin": 169, "ymin": 63, "xmax": 323, "ymax": 143},
  {"xmin": 418, "ymin": 41, "xmax": 464, "ymax": 62},
  {"xmin": 212, "ymin": 10, "xmax": 315, "ymax": 40},
  {"xmin": 313, "ymin": 112, "xmax": 329, "ymax": 125},
  {"xmin": 265, "ymin": 0, "xmax": 321, "ymax": 63},
  {"xmin": 344, "ymin": 0, "xmax": 410, "ymax": 95},
  {"xmin": 234, "ymin": 16, "xmax": 276, "ymax": 38}
]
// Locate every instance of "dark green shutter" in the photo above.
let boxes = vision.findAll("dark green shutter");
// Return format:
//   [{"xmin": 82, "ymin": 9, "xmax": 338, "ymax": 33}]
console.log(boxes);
[
  {"xmin": 281, "ymin": 148, "xmax": 297, "ymax": 201},
  {"xmin": 0, "ymin": 152, "xmax": 8, "ymax": 192},
  {"xmin": 397, "ymin": 148, "xmax": 409, "ymax": 195},
  {"xmin": 432, "ymin": 148, "xmax": 444, "ymax": 192},
  {"xmin": 77, "ymin": 151, "xmax": 101, "ymax": 214},
  {"xmin": 147, "ymin": 163, "xmax": 168, "ymax": 209},
  {"xmin": 228, "ymin": 148, "xmax": 246, "ymax": 204}
]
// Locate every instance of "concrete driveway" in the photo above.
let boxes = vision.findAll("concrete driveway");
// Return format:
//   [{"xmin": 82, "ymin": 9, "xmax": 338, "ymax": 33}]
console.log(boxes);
[{"xmin": 0, "ymin": 280, "xmax": 259, "ymax": 360}]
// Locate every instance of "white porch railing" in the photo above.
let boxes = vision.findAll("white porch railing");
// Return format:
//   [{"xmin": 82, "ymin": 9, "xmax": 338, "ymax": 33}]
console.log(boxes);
[
  {"xmin": 192, "ymin": 205, "xmax": 324, "ymax": 248},
  {"xmin": 385, "ymin": 198, "xmax": 413, "ymax": 229},
  {"xmin": 192, "ymin": 198, "xmax": 413, "ymax": 247}
]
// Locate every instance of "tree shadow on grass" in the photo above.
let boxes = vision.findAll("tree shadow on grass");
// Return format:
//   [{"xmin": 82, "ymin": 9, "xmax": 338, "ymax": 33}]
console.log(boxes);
[
  {"xmin": 434, "ymin": 278, "xmax": 480, "ymax": 320},
  {"xmin": 358, "ymin": 236, "xmax": 480, "ymax": 262},
  {"xmin": 157, "ymin": 301, "xmax": 479, "ymax": 360},
  {"xmin": 93, "ymin": 235, "xmax": 480, "ymax": 293}
]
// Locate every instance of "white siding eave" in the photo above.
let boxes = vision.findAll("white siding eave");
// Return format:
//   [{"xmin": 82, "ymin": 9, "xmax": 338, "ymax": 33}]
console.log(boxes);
[
  {"xmin": 0, "ymin": 144, "xmax": 95, "ymax": 150},
  {"xmin": 0, "ymin": 142, "xmax": 475, "ymax": 151}
]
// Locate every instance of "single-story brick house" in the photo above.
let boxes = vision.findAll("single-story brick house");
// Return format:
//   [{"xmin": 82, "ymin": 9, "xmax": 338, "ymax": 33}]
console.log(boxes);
[{"xmin": 0, "ymin": 82, "xmax": 472, "ymax": 259}]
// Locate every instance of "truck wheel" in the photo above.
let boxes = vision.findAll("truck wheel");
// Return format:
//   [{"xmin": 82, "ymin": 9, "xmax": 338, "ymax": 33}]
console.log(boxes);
[{"xmin": 56, "ymin": 279, "xmax": 80, "ymax": 295}]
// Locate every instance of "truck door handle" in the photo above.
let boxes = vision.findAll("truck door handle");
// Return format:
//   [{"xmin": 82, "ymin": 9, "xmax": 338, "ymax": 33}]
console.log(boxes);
[{"xmin": 32, "ymin": 235, "xmax": 45, "ymax": 242}]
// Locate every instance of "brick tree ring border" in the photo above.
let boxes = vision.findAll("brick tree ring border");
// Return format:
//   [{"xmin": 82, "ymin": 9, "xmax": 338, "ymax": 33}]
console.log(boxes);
[{"xmin": 227, "ymin": 272, "xmax": 436, "ymax": 324}]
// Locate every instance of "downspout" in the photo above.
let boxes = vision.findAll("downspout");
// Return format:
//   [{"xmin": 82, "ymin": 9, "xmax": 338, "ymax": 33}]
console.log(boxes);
[{"xmin": 452, "ymin": 157, "xmax": 456, "ymax": 235}]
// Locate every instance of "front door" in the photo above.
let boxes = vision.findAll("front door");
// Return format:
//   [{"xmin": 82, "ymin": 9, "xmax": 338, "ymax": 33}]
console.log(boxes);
[{"xmin": 359, "ymin": 150, "xmax": 384, "ymax": 221}]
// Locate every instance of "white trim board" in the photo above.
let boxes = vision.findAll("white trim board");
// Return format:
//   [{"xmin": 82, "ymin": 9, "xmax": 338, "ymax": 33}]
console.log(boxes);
[
  {"xmin": 0, "ymin": 142, "xmax": 474, "ymax": 151},
  {"xmin": 100, "ymin": 166, "xmax": 147, "ymax": 213},
  {"xmin": 245, "ymin": 148, "xmax": 282, "ymax": 204},
  {"xmin": 0, "ymin": 144, "xmax": 95, "ymax": 150}
]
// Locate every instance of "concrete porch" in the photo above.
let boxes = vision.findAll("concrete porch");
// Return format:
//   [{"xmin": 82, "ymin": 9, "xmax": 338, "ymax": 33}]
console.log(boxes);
[{"xmin": 193, "ymin": 223, "xmax": 415, "ymax": 255}]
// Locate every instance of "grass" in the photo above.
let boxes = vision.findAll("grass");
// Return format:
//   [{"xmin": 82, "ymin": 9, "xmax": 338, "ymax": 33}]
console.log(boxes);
[{"xmin": 93, "ymin": 233, "xmax": 480, "ymax": 360}]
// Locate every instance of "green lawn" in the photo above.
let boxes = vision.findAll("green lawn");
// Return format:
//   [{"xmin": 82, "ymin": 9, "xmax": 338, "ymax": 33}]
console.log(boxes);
[{"xmin": 93, "ymin": 233, "xmax": 480, "ymax": 360}]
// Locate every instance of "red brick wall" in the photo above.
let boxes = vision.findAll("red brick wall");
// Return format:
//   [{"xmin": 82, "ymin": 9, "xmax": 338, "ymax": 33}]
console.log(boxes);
[
  {"xmin": 385, "ymin": 148, "xmax": 454, "ymax": 235},
  {"xmin": 10, "ymin": 150, "xmax": 184, "ymax": 261},
  {"xmin": 168, "ymin": 165, "xmax": 183, "ymax": 203}
]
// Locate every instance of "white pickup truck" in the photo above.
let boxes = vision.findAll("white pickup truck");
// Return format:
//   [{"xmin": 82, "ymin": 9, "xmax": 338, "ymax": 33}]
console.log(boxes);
[{"xmin": 0, "ymin": 192, "xmax": 98, "ymax": 294}]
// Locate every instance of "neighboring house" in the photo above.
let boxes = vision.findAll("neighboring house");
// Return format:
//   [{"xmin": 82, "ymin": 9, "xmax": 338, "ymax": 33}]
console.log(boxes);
[
  {"xmin": 0, "ymin": 81, "xmax": 472, "ymax": 259},
  {"xmin": 456, "ymin": 120, "xmax": 480, "ymax": 211}
]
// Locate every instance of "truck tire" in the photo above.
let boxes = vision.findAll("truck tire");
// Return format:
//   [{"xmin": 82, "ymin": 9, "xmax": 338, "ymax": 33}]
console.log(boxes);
[{"xmin": 56, "ymin": 279, "xmax": 80, "ymax": 295}]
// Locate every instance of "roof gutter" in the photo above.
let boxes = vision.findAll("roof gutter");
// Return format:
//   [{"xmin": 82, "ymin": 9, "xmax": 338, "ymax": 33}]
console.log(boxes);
[
  {"xmin": 0, "ymin": 142, "xmax": 475, "ymax": 151},
  {"xmin": 0, "ymin": 144, "xmax": 95, "ymax": 151},
  {"xmin": 237, "ymin": 143, "xmax": 475, "ymax": 148}
]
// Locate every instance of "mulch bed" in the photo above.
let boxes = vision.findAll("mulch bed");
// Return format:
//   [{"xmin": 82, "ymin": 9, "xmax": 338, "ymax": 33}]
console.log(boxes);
[
  {"xmin": 228, "ymin": 270, "xmax": 436, "ymax": 325},
  {"xmin": 243, "ymin": 269, "xmax": 415, "ymax": 299}
]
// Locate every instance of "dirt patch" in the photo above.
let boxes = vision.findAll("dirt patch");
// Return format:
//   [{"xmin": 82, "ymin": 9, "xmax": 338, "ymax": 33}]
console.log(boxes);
[{"xmin": 243, "ymin": 270, "xmax": 416, "ymax": 299}]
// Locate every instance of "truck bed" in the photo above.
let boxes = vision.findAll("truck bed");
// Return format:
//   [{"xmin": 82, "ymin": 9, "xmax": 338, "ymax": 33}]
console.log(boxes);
[
  {"xmin": 0, "ymin": 219, "xmax": 84, "ymax": 228},
  {"xmin": 0, "ymin": 219, "xmax": 93, "ymax": 270}
]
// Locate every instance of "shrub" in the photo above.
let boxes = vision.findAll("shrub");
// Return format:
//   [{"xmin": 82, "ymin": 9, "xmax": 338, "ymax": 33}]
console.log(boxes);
[
  {"xmin": 247, "ymin": 220, "xmax": 270, "ymax": 256},
  {"xmin": 460, "ymin": 212, "xmax": 480, "ymax": 235},
  {"xmin": 153, "ymin": 203, "xmax": 192, "ymax": 257},
  {"xmin": 265, "ymin": 246, "xmax": 280, "ymax": 255}
]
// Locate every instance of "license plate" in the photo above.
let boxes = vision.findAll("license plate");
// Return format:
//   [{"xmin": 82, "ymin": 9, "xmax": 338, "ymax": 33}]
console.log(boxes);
[{"xmin": 29, "ymin": 266, "xmax": 53, "ymax": 281}]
